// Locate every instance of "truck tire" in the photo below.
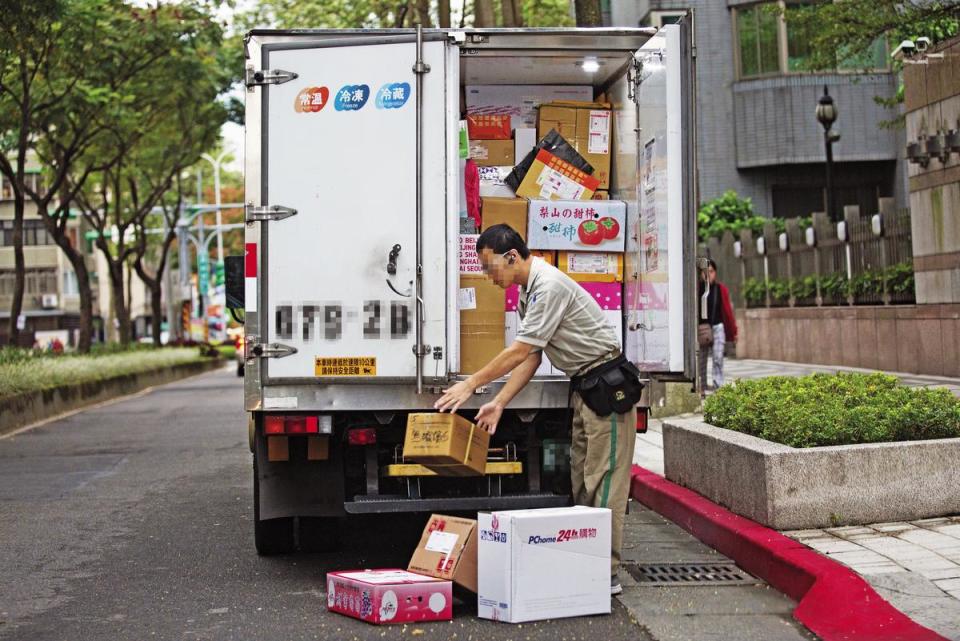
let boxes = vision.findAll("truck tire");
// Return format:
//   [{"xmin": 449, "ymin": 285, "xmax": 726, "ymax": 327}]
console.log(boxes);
[
  {"xmin": 253, "ymin": 455, "xmax": 295, "ymax": 555},
  {"xmin": 298, "ymin": 517, "xmax": 341, "ymax": 553}
]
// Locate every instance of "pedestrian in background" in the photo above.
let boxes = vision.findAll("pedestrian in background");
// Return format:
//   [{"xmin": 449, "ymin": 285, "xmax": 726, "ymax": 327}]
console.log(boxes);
[{"xmin": 698, "ymin": 259, "xmax": 737, "ymax": 396}]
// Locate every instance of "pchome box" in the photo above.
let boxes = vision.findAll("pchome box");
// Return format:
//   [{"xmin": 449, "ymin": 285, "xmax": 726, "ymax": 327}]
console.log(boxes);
[
  {"xmin": 326, "ymin": 569, "xmax": 452, "ymax": 625},
  {"xmin": 477, "ymin": 506, "xmax": 611, "ymax": 623}
]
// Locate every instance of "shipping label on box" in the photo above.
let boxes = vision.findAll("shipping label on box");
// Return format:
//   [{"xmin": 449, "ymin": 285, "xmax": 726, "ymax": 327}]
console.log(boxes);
[
  {"xmin": 477, "ymin": 507, "xmax": 612, "ymax": 623},
  {"xmin": 587, "ymin": 110, "xmax": 610, "ymax": 154},
  {"xmin": 559, "ymin": 252, "xmax": 624, "ymax": 282},
  {"xmin": 527, "ymin": 200, "xmax": 626, "ymax": 252},
  {"xmin": 459, "ymin": 235, "xmax": 482, "ymax": 274},
  {"xmin": 515, "ymin": 150, "xmax": 599, "ymax": 202},
  {"xmin": 327, "ymin": 569, "xmax": 452, "ymax": 624},
  {"xmin": 408, "ymin": 514, "xmax": 479, "ymax": 592}
]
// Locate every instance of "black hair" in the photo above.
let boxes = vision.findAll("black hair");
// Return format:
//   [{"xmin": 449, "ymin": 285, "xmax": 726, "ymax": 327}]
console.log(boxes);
[
  {"xmin": 707, "ymin": 258, "xmax": 718, "ymax": 271},
  {"xmin": 476, "ymin": 224, "xmax": 531, "ymax": 259}
]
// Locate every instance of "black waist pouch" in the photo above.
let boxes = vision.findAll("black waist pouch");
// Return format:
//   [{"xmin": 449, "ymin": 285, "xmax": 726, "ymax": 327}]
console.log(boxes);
[{"xmin": 570, "ymin": 354, "xmax": 644, "ymax": 417}]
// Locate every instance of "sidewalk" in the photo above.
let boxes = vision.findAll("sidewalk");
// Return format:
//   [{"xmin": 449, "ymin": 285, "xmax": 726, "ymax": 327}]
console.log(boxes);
[{"xmin": 632, "ymin": 357, "xmax": 960, "ymax": 641}]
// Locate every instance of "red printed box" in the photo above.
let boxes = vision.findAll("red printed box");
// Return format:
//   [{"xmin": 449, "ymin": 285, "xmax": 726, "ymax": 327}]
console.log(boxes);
[{"xmin": 326, "ymin": 569, "xmax": 452, "ymax": 625}]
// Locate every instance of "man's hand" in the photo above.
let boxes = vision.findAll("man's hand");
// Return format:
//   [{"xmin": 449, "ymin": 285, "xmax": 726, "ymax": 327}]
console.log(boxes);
[
  {"xmin": 434, "ymin": 380, "xmax": 475, "ymax": 413},
  {"xmin": 475, "ymin": 400, "xmax": 504, "ymax": 435}
]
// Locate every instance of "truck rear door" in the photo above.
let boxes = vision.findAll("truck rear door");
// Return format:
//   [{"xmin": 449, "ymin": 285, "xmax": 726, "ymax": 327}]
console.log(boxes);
[
  {"xmin": 254, "ymin": 34, "xmax": 457, "ymax": 382},
  {"xmin": 625, "ymin": 22, "xmax": 698, "ymax": 378}
]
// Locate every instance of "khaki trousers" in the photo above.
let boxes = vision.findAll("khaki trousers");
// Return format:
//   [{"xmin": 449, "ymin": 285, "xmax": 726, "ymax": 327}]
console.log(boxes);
[{"xmin": 570, "ymin": 391, "xmax": 636, "ymax": 577}]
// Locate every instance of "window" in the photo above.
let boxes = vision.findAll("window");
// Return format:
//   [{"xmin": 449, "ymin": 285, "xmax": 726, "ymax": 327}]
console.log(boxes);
[
  {"xmin": 736, "ymin": 1, "xmax": 889, "ymax": 79},
  {"xmin": 63, "ymin": 269, "xmax": 79, "ymax": 296},
  {"xmin": 0, "ymin": 172, "xmax": 41, "ymax": 200},
  {"xmin": 0, "ymin": 220, "xmax": 53, "ymax": 246},
  {"xmin": 647, "ymin": 11, "xmax": 686, "ymax": 28},
  {"xmin": 0, "ymin": 269, "xmax": 57, "ymax": 295}
]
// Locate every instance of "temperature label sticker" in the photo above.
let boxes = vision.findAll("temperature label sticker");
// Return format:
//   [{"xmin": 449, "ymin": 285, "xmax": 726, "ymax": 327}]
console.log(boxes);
[{"xmin": 315, "ymin": 357, "xmax": 377, "ymax": 377}]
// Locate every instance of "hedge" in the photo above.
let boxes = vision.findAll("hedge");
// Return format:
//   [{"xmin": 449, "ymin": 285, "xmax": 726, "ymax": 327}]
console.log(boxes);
[{"xmin": 703, "ymin": 372, "xmax": 960, "ymax": 447}]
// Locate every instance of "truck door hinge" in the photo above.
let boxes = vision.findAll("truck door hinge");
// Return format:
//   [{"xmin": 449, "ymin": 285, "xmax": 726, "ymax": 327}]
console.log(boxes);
[
  {"xmin": 247, "ymin": 339, "xmax": 297, "ymax": 360},
  {"xmin": 245, "ymin": 68, "xmax": 298, "ymax": 88},
  {"xmin": 245, "ymin": 204, "xmax": 297, "ymax": 223}
]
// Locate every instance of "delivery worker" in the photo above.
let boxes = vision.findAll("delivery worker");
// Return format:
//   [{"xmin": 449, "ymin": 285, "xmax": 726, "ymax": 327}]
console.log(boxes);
[{"xmin": 435, "ymin": 223, "xmax": 642, "ymax": 596}]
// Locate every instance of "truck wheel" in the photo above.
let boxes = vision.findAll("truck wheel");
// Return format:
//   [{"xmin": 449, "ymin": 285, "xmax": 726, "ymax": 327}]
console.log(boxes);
[
  {"xmin": 253, "ymin": 455, "xmax": 295, "ymax": 555},
  {"xmin": 298, "ymin": 517, "xmax": 341, "ymax": 553}
]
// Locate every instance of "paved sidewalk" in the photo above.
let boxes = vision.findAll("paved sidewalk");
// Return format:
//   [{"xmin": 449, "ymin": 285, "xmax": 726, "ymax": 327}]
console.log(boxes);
[{"xmin": 634, "ymin": 356, "xmax": 960, "ymax": 640}]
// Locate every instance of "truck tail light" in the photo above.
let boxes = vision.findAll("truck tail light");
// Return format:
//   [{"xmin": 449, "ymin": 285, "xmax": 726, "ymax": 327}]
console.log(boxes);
[
  {"xmin": 347, "ymin": 427, "xmax": 377, "ymax": 446},
  {"xmin": 264, "ymin": 415, "xmax": 320, "ymax": 435},
  {"xmin": 636, "ymin": 408, "xmax": 649, "ymax": 434}
]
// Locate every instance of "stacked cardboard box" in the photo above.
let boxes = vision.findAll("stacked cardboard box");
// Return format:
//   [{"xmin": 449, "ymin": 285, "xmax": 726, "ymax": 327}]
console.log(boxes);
[{"xmin": 537, "ymin": 102, "xmax": 612, "ymax": 190}]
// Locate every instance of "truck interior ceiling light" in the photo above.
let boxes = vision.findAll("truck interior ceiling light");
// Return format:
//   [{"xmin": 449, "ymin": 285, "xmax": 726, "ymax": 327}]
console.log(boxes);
[{"xmin": 578, "ymin": 58, "xmax": 601, "ymax": 73}]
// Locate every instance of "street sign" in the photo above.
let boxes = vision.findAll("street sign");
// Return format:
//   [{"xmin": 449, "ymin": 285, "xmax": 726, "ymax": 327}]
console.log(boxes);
[{"xmin": 198, "ymin": 253, "xmax": 209, "ymax": 295}]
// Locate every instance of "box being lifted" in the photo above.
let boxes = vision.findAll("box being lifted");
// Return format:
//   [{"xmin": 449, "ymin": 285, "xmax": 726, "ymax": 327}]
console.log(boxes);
[{"xmin": 403, "ymin": 413, "xmax": 491, "ymax": 476}]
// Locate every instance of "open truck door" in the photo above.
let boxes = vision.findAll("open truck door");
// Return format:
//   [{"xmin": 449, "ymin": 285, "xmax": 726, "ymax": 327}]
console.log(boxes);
[{"xmin": 623, "ymin": 21, "xmax": 698, "ymax": 379}]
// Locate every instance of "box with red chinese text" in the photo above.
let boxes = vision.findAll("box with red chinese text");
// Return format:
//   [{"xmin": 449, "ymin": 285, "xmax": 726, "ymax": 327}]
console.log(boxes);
[
  {"xmin": 477, "ymin": 506, "xmax": 611, "ymax": 623},
  {"xmin": 326, "ymin": 569, "xmax": 452, "ymax": 625},
  {"xmin": 514, "ymin": 149, "xmax": 600, "ymax": 201},
  {"xmin": 526, "ymin": 199, "xmax": 626, "ymax": 252},
  {"xmin": 466, "ymin": 114, "xmax": 512, "ymax": 140}
]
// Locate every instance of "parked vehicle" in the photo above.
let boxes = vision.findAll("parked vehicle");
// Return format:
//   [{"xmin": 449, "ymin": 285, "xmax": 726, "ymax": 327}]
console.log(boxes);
[{"xmin": 234, "ymin": 25, "xmax": 697, "ymax": 554}]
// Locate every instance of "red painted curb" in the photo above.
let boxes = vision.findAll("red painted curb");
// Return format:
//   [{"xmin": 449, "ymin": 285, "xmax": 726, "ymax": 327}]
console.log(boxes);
[{"xmin": 630, "ymin": 465, "xmax": 949, "ymax": 641}]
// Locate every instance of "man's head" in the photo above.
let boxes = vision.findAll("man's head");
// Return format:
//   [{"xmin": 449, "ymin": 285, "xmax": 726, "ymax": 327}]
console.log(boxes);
[{"xmin": 476, "ymin": 224, "xmax": 531, "ymax": 288}]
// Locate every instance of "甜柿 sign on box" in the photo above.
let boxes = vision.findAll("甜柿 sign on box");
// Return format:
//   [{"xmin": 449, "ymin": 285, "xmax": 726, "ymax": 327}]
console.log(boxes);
[{"xmin": 527, "ymin": 200, "xmax": 626, "ymax": 252}]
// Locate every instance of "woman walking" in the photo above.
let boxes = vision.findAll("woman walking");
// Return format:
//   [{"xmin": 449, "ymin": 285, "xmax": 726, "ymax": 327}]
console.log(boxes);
[{"xmin": 698, "ymin": 259, "xmax": 738, "ymax": 396}]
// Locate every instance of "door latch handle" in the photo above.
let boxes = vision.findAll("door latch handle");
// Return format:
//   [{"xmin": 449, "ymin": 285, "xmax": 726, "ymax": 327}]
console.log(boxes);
[{"xmin": 387, "ymin": 244, "xmax": 401, "ymax": 275}]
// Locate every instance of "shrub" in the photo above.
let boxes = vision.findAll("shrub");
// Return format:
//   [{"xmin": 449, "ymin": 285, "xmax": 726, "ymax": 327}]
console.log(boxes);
[
  {"xmin": 703, "ymin": 373, "xmax": 960, "ymax": 448},
  {"xmin": 742, "ymin": 277, "xmax": 766, "ymax": 306}
]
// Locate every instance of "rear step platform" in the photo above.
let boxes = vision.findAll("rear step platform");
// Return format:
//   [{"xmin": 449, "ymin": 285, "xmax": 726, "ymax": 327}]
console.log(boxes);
[{"xmin": 343, "ymin": 493, "xmax": 571, "ymax": 514}]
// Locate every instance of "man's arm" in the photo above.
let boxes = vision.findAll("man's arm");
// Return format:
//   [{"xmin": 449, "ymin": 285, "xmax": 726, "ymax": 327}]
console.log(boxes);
[
  {"xmin": 434, "ymin": 341, "xmax": 534, "ymax": 412},
  {"xmin": 475, "ymin": 351, "xmax": 542, "ymax": 433}
]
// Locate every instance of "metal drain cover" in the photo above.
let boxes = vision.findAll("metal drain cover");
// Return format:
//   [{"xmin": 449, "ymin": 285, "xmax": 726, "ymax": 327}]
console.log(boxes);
[{"xmin": 625, "ymin": 562, "xmax": 761, "ymax": 586}]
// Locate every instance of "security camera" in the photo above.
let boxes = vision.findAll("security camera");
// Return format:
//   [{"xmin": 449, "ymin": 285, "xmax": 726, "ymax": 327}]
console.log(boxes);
[
  {"xmin": 915, "ymin": 36, "xmax": 931, "ymax": 53},
  {"xmin": 891, "ymin": 40, "xmax": 917, "ymax": 61}
]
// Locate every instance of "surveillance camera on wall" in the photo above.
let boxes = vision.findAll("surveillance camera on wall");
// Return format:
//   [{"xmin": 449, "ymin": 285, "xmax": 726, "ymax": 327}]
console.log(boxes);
[
  {"xmin": 915, "ymin": 37, "xmax": 931, "ymax": 53},
  {"xmin": 891, "ymin": 40, "xmax": 917, "ymax": 61}
]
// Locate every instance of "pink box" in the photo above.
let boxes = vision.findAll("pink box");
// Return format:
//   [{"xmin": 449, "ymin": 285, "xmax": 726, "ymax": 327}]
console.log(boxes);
[
  {"xmin": 505, "ymin": 284, "xmax": 520, "ymax": 311},
  {"xmin": 326, "ymin": 569, "xmax": 453, "ymax": 625},
  {"xmin": 579, "ymin": 281, "xmax": 622, "ymax": 310}
]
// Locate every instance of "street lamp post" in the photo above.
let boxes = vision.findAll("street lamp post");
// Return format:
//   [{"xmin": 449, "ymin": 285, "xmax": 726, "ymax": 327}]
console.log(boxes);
[{"xmin": 815, "ymin": 85, "xmax": 840, "ymax": 222}]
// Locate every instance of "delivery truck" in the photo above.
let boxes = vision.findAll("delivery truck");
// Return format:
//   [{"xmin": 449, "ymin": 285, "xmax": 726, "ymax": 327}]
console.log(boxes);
[{"xmin": 235, "ymin": 24, "xmax": 698, "ymax": 554}]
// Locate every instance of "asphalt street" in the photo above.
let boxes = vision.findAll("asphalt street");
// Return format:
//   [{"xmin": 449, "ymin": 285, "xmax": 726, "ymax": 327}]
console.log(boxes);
[{"xmin": 0, "ymin": 367, "xmax": 653, "ymax": 641}]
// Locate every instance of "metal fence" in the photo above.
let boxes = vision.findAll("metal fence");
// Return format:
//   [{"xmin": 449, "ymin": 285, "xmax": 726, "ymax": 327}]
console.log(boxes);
[{"xmin": 700, "ymin": 205, "xmax": 915, "ymax": 309}]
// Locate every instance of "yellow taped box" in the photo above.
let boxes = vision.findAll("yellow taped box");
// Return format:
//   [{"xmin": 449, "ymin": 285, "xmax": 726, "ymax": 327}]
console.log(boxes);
[
  {"xmin": 459, "ymin": 274, "xmax": 505, "ymax": 374},
  {"xmin": 538, "ymin": 102, "xmax": 612, "ymax": 190},
  {"xmin": 403, "ymin": 413, "xmax": 491, "ymax": 476},
  {"xmin": 557, "ymin": 251, "xmax": 624, "ymax": 282}
]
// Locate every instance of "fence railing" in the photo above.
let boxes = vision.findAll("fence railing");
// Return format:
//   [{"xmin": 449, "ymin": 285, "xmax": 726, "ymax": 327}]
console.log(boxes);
[{"xmin": 700, "ymin": 204, "xmax": 915, "ymax": 309}]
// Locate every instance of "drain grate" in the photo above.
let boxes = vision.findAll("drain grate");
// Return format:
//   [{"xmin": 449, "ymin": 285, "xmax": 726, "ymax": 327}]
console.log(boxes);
[{"xmin": 624, "ymin": 562, "xmax": 761, "ymax": 586}]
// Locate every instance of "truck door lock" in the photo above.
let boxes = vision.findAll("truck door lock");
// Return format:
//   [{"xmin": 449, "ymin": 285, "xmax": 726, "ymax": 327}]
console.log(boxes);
[{"xmin": 387, "ymin": 244, "xmax": 401, "ymax": 275}]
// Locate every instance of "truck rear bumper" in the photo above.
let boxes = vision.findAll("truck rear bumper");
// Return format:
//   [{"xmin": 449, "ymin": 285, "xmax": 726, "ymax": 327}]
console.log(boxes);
[{"xmin": 343, "ymin": 493, "xmax": 571, "ymax": 514}]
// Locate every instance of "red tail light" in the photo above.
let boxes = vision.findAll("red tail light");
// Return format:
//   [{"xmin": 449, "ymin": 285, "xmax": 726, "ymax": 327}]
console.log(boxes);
[
  {"xmin": 347, "ymin": 427, "xmax": 377, "ymax": 446},
  {"xmin": 636, "ymin": 408, "xmax": 649, "ymax": 434},
  {"xmin": 264, "ymin": 414, "xmax": 320, "ymax": 435}
]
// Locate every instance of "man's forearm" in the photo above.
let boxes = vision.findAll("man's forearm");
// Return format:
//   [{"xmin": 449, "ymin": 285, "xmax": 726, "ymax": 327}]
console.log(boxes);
[
  {"xmin": 465, "ymin": 344, "xmax": 530, "ymax": 389},
  {"xmin": 493, "ymin": 353, "xmax": 541, "ymax": 408}
]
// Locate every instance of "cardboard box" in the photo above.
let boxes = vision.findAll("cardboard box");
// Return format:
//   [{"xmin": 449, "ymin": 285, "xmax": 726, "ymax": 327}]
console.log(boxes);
[
  {"xmin": 459, "ymin": 274, "xmax": 506, "ymax": 375},
  {"xmin": 408, "ymin": 514, "xmax": 479, "ymax": 592},
  {"xmin": 481, "ymin": 197, "xmax": 528, "ymax": 239},
  {"xmin": 403, "ymin": 412, "xmax": 491, "ymax": 476},
  {"xmin": 477, "ymin": 165, "xmax": 516, "ymax": 198},
  {"xmin": 514, "ymin": 128, "xmax": 537, "ymax": 166},
  {"xmin": 537, "ymin": 102, "xmax": 612, "ymax": 189},
  {"xmin": 527, "ymin": 199, "xmax": 626, "ymax": 252},
  {"xmin": 465, "ymin": 85, "xmax": 594, "ymax": 131},
  {"xmin": 504, "ymin": 312, "xmax": 554, "ymax": 376},
  {"xmin": 477, "ymin": 506, "xmax": 612, "ymax": 623},
  {"xmin": 459, "ymin": 234, "xmax": 482, "ymax": 275},
  {"xmin": 592, "ymin": 190, "xmax": 609, "ymax": 200},
  {"xmin": 515, "ymin": 149, "xmax": 599, "ymax": 201},
  {"xmin": 579, "ymin": 281, "xmax": 623, "ymax": 311},
  {"xmin": 466, "ymin": 114, "xmax": 512, "ymax": 140},
  {"xmin": 326, "ymin": 569, "xmax": 452, "ymax": 624},
  {"xmin": 470, "ymin": 139, "xmax": 515, "ymax": 167},
  {"xmin": 558, "ymin": 252, "xmax": 624, "ymax": 282}
]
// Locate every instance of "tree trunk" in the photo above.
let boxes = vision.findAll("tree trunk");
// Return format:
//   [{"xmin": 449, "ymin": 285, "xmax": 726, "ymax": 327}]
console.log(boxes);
[
  {"xmin": 7, "ymin": 192, "xmax": 26, "ymax": 347},
  {"xmin": 574, "ymin": 0, "xmax": 602, "ymax": 26},
  {"xmin": 438, "ymin": 0, "xmax": 451, "ymax": 28},
  {"xmin": 475, "ymin": 0, "xmax": 495, "ymax": 26},
  {"xmin": 500, "ymin": 0, "xmax": 515, "ymax": 26},
  {"xmin": 46, "ymin": 222, "xmax": 93, "ymax": 352},
  {"xmin": 107, "ymin": 256, "xmax": 131, "ymax": 344},
  {"xmin": 416, "ymin": 0, "xmax": 432, "ymax": 27},
  {"xmin": 510, "ymin": 0, "xmax": 524, "ymax": 26}
]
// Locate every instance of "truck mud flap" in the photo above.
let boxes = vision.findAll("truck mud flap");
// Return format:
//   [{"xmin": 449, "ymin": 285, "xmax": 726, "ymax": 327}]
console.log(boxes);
[{"xmin": 343, "ymin": 493, "xmax": 571, "ymax": 514}]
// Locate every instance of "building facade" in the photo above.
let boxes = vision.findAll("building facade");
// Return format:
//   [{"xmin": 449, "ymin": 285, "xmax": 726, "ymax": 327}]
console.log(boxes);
[{"xmin": 609, "ymin": 0, "xmax": 907, "ymax": 219}]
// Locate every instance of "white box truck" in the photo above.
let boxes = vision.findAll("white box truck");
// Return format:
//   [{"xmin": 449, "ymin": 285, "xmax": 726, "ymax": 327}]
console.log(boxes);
[{"xmin": 237, "ymin": 24, "xmax": 698, "ymax": 554}]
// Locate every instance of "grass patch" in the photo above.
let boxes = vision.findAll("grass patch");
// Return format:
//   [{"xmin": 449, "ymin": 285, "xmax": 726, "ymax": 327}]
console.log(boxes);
[
  {"xmin": 0, "ymin": 347, "xmax": 211, "ymax": 400},
  {"xmin": 703, "ymin": 372, "xmax": 960, "ymax": 447}
]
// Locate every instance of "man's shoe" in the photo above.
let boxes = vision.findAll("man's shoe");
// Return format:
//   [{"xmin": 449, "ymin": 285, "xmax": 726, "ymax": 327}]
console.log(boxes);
[{"xmin": 611, "ymin": 576, "xmax": 623, "ymax": 596}]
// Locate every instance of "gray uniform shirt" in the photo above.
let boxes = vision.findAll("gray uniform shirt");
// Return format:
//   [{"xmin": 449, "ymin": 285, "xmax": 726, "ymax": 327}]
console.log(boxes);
[{"xmin": 515, "ymin": 258, "xmax": 621, "ymax": 377}]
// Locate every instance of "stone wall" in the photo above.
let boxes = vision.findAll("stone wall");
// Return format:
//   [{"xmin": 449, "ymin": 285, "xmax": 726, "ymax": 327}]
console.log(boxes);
[{"xmin": 735, "ymin": 305, "xmax": 960, "ymax": 377}]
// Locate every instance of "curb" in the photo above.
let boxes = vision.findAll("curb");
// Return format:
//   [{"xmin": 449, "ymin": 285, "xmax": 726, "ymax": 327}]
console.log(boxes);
[
  {"xmin": 0, "ymin": 359, "xmax": 225, "ymax": 437},
  {"xmin": 630, "ymin": 465, "xmax": 949, "ymax": 641}
]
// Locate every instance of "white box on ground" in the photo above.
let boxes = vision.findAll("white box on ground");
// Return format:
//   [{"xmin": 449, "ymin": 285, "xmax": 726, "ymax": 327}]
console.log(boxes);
[{"xmin": 477, "ymin": 506, "xmax": 611, "ymax": 623}]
